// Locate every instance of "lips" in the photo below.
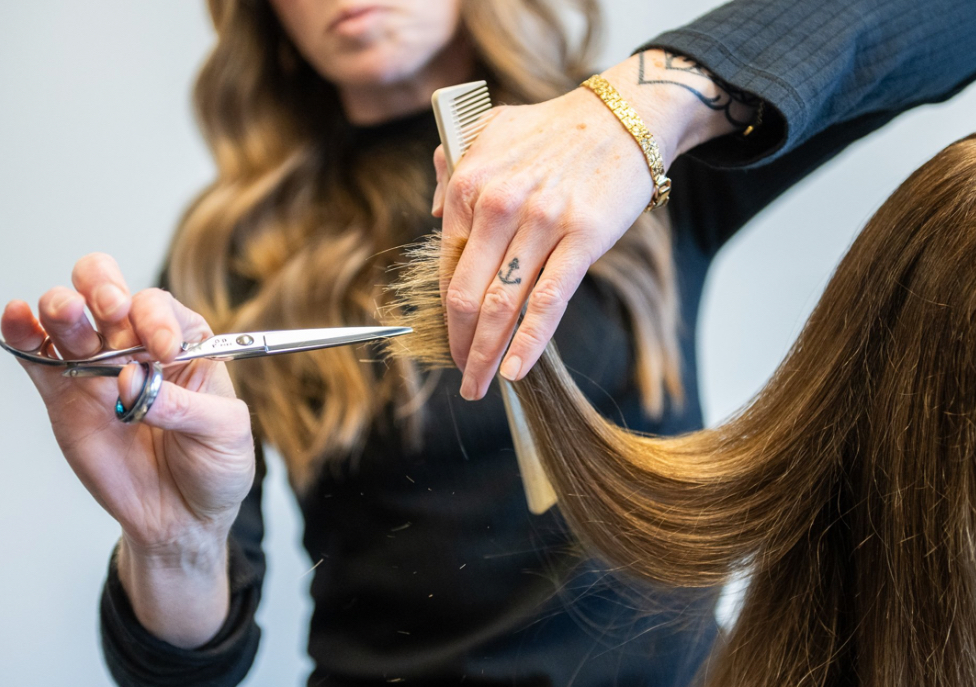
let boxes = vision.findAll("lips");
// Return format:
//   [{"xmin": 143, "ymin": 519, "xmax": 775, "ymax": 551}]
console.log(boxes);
[{"xmin": 328, "ymin": 5, "xmax": 384, "ymax": 34}]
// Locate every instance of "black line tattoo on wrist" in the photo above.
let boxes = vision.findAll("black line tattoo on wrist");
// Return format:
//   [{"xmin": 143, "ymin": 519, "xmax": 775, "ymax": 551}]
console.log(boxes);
[
  {"xmin": 638, "ymin": 50, "xmax": 761, "ymax": 129},
  {"xmin": 498, "ymin": 258, "xmax": 522, "ymax": 285}
]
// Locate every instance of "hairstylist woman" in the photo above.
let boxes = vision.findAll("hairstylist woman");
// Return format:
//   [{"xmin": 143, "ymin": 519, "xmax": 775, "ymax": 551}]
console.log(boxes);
[{"xmin": 3, "ymin": 0, "xmax": 976, "ymax": 685}]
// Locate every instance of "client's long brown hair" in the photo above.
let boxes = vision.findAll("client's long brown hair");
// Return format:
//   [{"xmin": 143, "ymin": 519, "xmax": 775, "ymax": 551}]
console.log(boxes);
[{"xmin": 387, "ymin": 133, "xmax": 976, "ymax": 686}]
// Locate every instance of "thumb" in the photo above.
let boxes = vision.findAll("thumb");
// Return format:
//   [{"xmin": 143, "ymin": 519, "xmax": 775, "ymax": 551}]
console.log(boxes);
[{"xmin": 117, "ymin": 363, "xmax": 252, "ymax": 439}]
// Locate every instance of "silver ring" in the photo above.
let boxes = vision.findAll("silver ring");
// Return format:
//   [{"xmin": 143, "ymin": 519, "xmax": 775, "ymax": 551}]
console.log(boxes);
[{"xmin": 114, "ymin": 362, "xmax": 164, "ymax": 424}]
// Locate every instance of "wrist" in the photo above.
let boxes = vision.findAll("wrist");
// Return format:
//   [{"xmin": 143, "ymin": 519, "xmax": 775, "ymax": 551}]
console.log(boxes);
[
  {"xmin": 580, "ymin": 74, "xmax": 672, "ymax": 211},
  {"xmin": 119, "ymin": 529, "xmax": 229, "ymax": 576},
  {"xmin": 117, "ymin": 533, "xmax": 231, "ymax": 648},
  {"xmin": 599, "ymin": 50, "xmax": 757, "ymax": 164}
]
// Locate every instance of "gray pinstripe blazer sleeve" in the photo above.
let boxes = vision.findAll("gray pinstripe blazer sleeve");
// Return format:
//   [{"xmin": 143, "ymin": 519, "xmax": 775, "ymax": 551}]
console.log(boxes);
[{"xmin": 641, "ymin": 0, "xmax": 976, "ymax": 167}]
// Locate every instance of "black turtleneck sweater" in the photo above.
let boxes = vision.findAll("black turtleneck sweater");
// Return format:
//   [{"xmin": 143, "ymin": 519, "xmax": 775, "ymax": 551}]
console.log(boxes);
[{"xmin": 99, "ymin": 1, "xmax": 976, "ymax": 685}]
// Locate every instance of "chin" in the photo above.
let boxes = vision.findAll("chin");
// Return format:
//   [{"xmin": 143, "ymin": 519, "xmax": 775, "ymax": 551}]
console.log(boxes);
[{"xmin": 319, "ymin": 48, "xmax": 431, "ymax": 89}]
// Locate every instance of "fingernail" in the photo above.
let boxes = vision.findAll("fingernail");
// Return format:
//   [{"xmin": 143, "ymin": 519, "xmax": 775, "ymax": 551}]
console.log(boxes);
[
  {"xmin": 94, "ymin": 284, "xmax": 125, "ymax": 318},
  {"xmin": 124, "ymin": 363, "xmax": 146, "ymax": 405},
  {"xmin": 460, "ymin": 374, "xmax": 477, "ymax": 401},
  {"xmin": 152, "ymin": 331, "xmax": 174, "ymax": 357},
  {"xmin": 499, "ymin": 355, "xmax": 522, "ymax": 381}
]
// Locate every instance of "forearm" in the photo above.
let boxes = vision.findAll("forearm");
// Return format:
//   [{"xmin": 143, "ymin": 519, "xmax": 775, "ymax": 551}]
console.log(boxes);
[{"xmin": 116, "ymin": 533, "xmax": 231, "ymax": 649}]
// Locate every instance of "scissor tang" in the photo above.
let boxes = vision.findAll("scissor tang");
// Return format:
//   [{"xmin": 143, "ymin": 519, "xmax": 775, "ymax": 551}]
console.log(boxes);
[{"xmin": 0, "ymin": 337, "xmax": 145, "ymax": 368}]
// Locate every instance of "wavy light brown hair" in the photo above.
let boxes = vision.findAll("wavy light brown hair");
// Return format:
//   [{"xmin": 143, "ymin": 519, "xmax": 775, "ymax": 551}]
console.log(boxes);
[
  {"xmin": 166, "ymin": 0, "xmax": 679, "ymax": 490},
  {"xmin": 389, "ymin": 134, "xmax": 976, "ymax": 686}
]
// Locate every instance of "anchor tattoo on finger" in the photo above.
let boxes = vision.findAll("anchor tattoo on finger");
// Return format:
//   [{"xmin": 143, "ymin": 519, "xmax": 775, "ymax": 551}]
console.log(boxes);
[{"xmin": 498, "ymin": 258, "xmax": 522, "ymax": 285}]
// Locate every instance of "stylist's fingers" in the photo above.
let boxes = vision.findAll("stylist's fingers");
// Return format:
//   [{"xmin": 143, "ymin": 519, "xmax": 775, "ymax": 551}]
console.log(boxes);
[
  {"xmin": 37, "ymin": 286, "xmax": 103, "ymax": 359},
  {"xmin": 458, "ymin": 217, "xmax": 557, "ymax": 400},
  {"xmin": 129, "ymin": 288, "xmax": 213, "ymax": 364},
  {"xmin": 2, "ymin": 300, "xmax": 47, "ymax": 353},
  {"xmin": 118, "ymin": 363, "xmax": 250, "ymax": 439},
  {"xmin": 71, "ymin": 253, "xmax": 136, "ymax": 350},
  {"xmin": 1, "ymin": 299, "xmax": 69, "ymax": 393},
  {"xmin": 440, "ymin": 164, "xmax": 477, "ymax": 244},
  {"xmin": 444, "ymin": 181, "xmax": 530, "ymax": 371},
  {"xmin": 431, "ymin": 146, "xmax": 448, "ymax": 217},
  {"xmin": 438, "ymin": 164, "xmax": 479, "ymax": 348},
  {"xmin": 497, "ymin": 237, "xmax": 593, "ymax": 382}
]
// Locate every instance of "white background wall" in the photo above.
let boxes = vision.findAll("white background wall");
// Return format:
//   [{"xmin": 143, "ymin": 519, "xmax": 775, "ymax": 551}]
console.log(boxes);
[{"xmin": 0, "ymin": 2, "xmax": 974, "ymax": 685}]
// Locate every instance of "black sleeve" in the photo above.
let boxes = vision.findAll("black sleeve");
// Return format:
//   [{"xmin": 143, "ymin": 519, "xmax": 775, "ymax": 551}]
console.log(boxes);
[
  {"xmin": 641, "ymin": 0, "xmax": 976, "ymax": 169},
  {"xmin": 99, "ymin": 446, "xmax": 268, "ymax": 687},
  {"xmin": 644, "ymin": 0, "xmax": 976, "ymax": 254},
  {"xmin": 668, "ymin": 108, "xmax": 911, "ymax": 256}
]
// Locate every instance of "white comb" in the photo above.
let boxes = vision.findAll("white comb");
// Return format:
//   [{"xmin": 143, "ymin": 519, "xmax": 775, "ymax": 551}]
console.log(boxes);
[
  {"xmin": 431, "ymin": 81, "xmax": 493, "ymax": 176},
  {"xmin": 431, "ymin": 81, "xmax": 558, "ymax": 516}
]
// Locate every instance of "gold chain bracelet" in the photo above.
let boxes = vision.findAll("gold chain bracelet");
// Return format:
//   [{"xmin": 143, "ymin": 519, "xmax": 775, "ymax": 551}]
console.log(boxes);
[{"xmin": 581, "ymin": 74, "xmax": 671, "ymax": 211}]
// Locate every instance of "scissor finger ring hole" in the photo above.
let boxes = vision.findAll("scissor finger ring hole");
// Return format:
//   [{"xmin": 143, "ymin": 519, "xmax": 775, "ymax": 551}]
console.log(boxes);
[
  {"xmin": 90, "ymin": 330, "xmax": 107, "ymax": 353},
  {"xmin": 115, "ymin": 362, "xmax": 164, "ymax": 424},
  {"xmin": 29, "ymin": 337, "xmax": 61, "ymax": 359},
  {"xmin": 33, "ymin": 331, "xmax": 107, "ymax": 360}
]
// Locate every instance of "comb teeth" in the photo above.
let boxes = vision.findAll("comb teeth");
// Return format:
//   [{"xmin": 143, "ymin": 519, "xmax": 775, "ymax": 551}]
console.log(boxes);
[
  {"xmin": 451, "ymin": 85, "xmax": 492, "ymax": 155},
  {"xmin": 431, "ymin": 80, "xmax": 494, "ymax": 175}
]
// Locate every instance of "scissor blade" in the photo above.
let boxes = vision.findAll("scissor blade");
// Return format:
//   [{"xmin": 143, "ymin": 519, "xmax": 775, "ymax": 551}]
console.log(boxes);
[{"xmin": 262, "ymin": 326, "xmax": 412, "ymax": 354}]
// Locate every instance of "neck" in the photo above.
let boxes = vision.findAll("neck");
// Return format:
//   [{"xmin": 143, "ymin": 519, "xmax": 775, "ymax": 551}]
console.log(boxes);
[{"xmin": 339, "ymin": 35, "xmax": 475, "ymax": 126}]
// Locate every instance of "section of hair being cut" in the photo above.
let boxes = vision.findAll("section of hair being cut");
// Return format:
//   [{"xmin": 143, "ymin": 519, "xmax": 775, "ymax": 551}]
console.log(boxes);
[
  {"xmin": 166, "ymin": 0, "xmax": 678, "ymax": 490},
  {"xmin": 385, "ymin": 134, "xmax": 976, "ymax": 686}
]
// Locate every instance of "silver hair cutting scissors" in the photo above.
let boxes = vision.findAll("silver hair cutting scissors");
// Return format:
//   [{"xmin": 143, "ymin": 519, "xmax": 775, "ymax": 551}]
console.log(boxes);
[{"xmin": 0, "ymin": 326, "xmax": 412, "ymax": 378}]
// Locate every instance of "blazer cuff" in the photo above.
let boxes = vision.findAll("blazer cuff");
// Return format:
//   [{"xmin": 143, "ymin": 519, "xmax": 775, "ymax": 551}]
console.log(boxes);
[
  {"xmin": 99, "ymin": 538, "xmax": 261, "ymax": 687},
  {"xmin": 637, "ymin": 29, "xmax": 802, "ymax": 169}
]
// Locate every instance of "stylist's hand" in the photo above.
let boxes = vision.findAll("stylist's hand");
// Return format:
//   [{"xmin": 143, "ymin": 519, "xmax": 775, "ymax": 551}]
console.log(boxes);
[
  {"xmin": 432, "ymin": 50, "xmax": 751, "ymax": 400},
  {"xmin": 1, "ymin": 253, "xmax": 254, "ymax": 646}
]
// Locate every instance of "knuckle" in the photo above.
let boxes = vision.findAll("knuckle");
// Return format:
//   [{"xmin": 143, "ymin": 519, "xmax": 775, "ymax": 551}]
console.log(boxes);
[
  {"xmin": 529, "ymin": 280, "xmax": 568, "ymax": 311},
  {"xmin": 513, "ymin": 323, "xmax": 548, "ymax": 353},
  {"xmin": 465, "ymin": 346, "xmax": 494, "ymax": 369},
  {"xmin": 558, "ymin": 205, "xmax": 603, "ymax": 242},
  {"xmin": 230, "ymin": 398, "xmax": 252, "ymax": 428},
  {"xmin": 478, "ymin": 188, "xmax": 518, "ymax": 219},
  {"xmin": 37, "ymin": 288, "xmax": 60, "ymax": 310},
  {"xmin": 146, "ymin": 287, "xmax": 172, "ymax": 301},
  {"xmin": 216, "ymin": 397, "xmax": 253, "ymax": 441},
  {"xmin": 448, "ymin": 173, "xmax": 478, "ymax": 205},
  {"xmin": 160, "ymin": 385, "xmax": 190, "ymax": 425},
  {"xmin": 131, "ymin": 288, "xmax": 171, "ymax": 312},
  {"xmin": 482, "ymin": 286, "xmax": 520, "ymax": 319},
  {"xmin": 445, "ymin": 288, "xmax": 480, "ymax": 317},
  {"xmin": 566, "ymin": 235, "xmax": 601, "ymax": 264},
  {"xmin": 524, "ymin": 201, "xmax": 557, "ymax": 229},
  {"xmin": 38, "ymin": 288, "xmax": 77, "ymax": 321},
  {"xmin": 564, "ymin": 205, "xmax": 599, "ymax": 232},
  {"xmin": 129, "ymin": 292, "xmax": 152, "ymax": 319}
]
